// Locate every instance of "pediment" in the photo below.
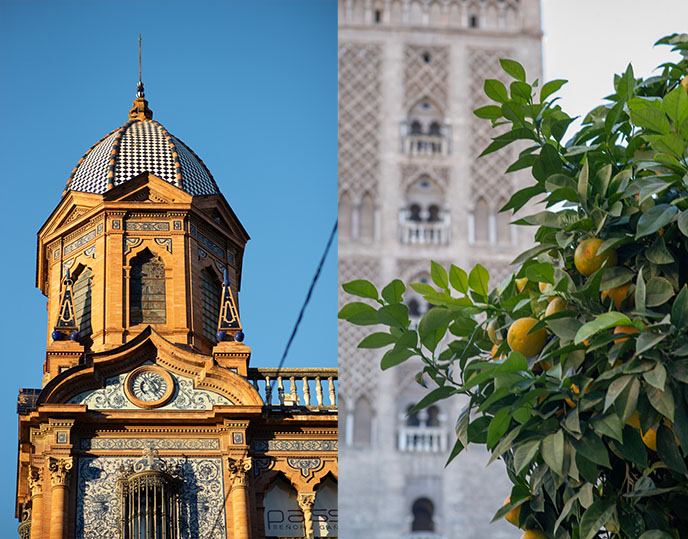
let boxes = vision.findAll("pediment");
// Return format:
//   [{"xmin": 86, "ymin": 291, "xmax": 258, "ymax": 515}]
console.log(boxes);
[
  {"xmin": 102, "ymin": 172, "xmax": 192, "ymax": 204},
  {"xmin": 38, "ymin": 327, "xmax": 262, "ymax": 408}
]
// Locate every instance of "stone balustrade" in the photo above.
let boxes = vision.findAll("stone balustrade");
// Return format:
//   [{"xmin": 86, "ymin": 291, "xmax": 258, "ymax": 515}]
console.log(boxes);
[
  {"xmin": 403, "ymin": 134, "xmax": 448, "ymax": 156},
  {"xmin": 247, "ymin": 368, "xmax": 338, "ymax": 408},
  {"xmin": 398, "ymin": 426, "xmax": 446, "ymax": 453},
  {"xmin": 399, "ymin": 211, "xmax": 451, "ymax": 245}
]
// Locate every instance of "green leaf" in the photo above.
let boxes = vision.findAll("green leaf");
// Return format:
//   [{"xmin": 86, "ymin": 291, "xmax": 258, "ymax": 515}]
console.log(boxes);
[
  {"xmin": 574, "ymin": 312, "xmax": 632, "ymax": 345},
  {"xmin": 636, "ymin": 333, "xmax": 668, "ymax": 355},
  {"xmin": 636, "ymin": 268, "xmax": 647, "ymax": 312},
  {"xmin": 604, "ymin": 375, "xmax": 633, "ymax": 412},
  {"xmin": 643, "ymin": 363, "xmax": 667, "ymax": 390},
  {"xmin": 358, "ymin": 332, "xmax": 397, "ymax": 349},
  {"xmin": 499, "ymin": 58, "xmax": 526, "ymax": 81},
  {"xmin": 449, "ymin": 265, "xmax": 468, "ymax": 294},
  {"xmin": 578, "ymin": 159, "xmax": 589, "ymax": 207},
  {"xmin": 662, "ymin": 85, "xmax": 688, "ymax": 125},
  {"xmin": 419, "ymin": 307, "xmax": 453, "ymax": 336},
  {"xmin": 600, "ymin": 267, "xmax": 634, "ymax": 290},
  {"xmin": 646, "ymin": 276, "xmax": 674, "ymax": 307},
  {"xmin": 657, "ymin": 423, "xmax": 687, "ymax": 474},
  {"xmin": 592, "ymin": 413, "xmax": 624, "ymax": 443},
  {"xmin": 474, "ymin": 105, "xmax": 503, "ymax": 120},
  {"xmin": 342, "ymin": 279, "xmax": 379, "ymax": 300},
  {"xmin": 501, "ymin": 185, "xmax": 545, "ymax": 213},
  {"xmin": 671, "ymin": 285, "xmax": 688, "ymax": 329},
  {"xmin": 468, "ymin": 264, "xmax": 490, "ymax": 297},
  {"xmin": 380, "ymin": 348, "xmax": 415, "ymax": 370},
  {"xmin": 510, "ymin": 81, "xmax": 532, "ymax": 102},
  {"xmin": 514, "ymin": 439, "xmax": 540, "ymax": 474},
  {"xmin": 638, "ymin": 532, "xmax": 674, "ymax": 539},
  {"xmin": 338, "ymin": 302, "xmax": 379, "ymax": 325},
  {"xmin": 541, "ymin": 429, "xmax": 565, "ymax": 477},
  {"xmin": 408, "ymin": 385, "xmax": 456, "ymax": 414},
  {"xmin": 431, "ymin": 261, "xmax": 448, "ymax": 289},
  {"xmin": 410, "ymin": 282, "xmax": 435, "ymax": 295},
  {"xmin": 525, "ymin": 262, "xmax": 554, "ymax": 284},
  {"xmin": 579, "ymin": 499, "xmax": 616, "ymax": 539},
  {"xmin": 487, "ymin": 407, "xmax": 512, "ymax": 449},
  {"xmin": 484, "ymin": 79, "xmax": 508, "ymax": 103},
  {"xmin": 571, "ymin": 433, "xmax": 610, "ymax": 468},
  {"xmin": 629, "ymin": 102, "xmax": 671, "ymax": 134},
  {"xmin": 615, "ymin": 378, "xmax": 641, "ymax": 424},
  {"xmin": 381, "ymin": 279, "xmax": 405, "ymax": 304},
  {"xmin": 647, "ymin": 385, "xmax": 675, "ymax": 422},
  {"xmin": 616, "ymin": 425, "xmax": 647, "ymax": 468},
  {"xmin": 635, "ymin": 204, "xmax": 677, "ymax": 239},
  {"xmin": 678, "ymin": 210, "xmax": 688, "ymax": 237},
  {"xmin": 645, "ymin": 236, "xmax": 674, "ymax": 265},
  {"xmin": 377, "ymin": 304, "xmax": 409, "ymax": 328},
  {"xmin": 540, "ymin": 79, "xmax": 567, "ymax": 101}
]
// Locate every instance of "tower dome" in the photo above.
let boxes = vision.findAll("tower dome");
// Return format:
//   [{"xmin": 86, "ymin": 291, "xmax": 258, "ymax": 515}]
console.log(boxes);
[{"xmin": 64, "ymin": 86, "xmax": 220, "ymax": 196}]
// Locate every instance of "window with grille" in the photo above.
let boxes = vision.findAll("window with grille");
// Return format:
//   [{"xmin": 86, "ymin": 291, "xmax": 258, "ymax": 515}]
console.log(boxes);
[
  {"xmin": 118, "ymin": 469, "xmax": 180, "ymax": 539},
  {"xmin": 130, "ymin": 250, "xmax": 166, "ymax": 325},
  {"xmin": 201, "ymin": 268, "xmax": 221, "ymax": 342},
  {"xmin": 73, "ymin": 267, "xmax": 92, "ymax": 337}
]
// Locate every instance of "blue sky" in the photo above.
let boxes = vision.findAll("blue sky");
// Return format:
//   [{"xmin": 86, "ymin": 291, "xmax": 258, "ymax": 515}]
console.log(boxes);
[{"xmin": 0, "ymin": 0, "xmax": 336, "ymax": 529}]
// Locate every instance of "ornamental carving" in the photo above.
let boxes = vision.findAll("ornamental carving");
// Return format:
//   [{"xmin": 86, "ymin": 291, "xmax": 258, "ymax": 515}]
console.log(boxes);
[
  {"xmin": 287, "ymin": 458, "xmax": 322, "ymax": 478},
  {"xmin": 81, "ymin": 438, "xmax": 220, "ymax": 451},
  {"xmin": 253, "ymin": 440, "xmax": 337, "ymax": 452},
  {"xmin": 49, "ymin": 457, "xmax": 73, "ymax": 487},
  {"xmin": 297, "ymin": 492, "xmax": 316, "ymax": 539},
  {"xmin": 29, "ymin": 467, "xmax": 43, "ymax": 497},
  {"xmin": 228, "ymin": 457, "xmax": 252, "ymax": 487}
]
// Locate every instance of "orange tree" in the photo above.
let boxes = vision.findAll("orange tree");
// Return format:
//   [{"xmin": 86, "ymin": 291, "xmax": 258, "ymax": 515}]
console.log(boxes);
[{"xmin": 339, "ymin": 35, "xmax": 688, "ymax": 539}]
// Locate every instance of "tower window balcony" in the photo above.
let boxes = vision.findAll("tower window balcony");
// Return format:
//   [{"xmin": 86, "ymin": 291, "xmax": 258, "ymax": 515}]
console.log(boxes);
[
  {"xmin": 399, "ymin": 207, "xmax": 450, "ymax": 245},
  {"xmin": 398, "ymin": 406, "xmax": 446, "ymax": 452},
  {"xmin": 401, "ymin": 98, "xmax": 451, "ymax": 157}
]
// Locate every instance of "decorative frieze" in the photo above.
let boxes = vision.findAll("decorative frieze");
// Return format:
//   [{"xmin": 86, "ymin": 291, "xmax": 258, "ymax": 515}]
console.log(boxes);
[
  {"xmin": 288, "ymin": 458, "xmax": 322, "ymax": 478},
  {"xmin": 253, "ymin": 440, "xmax": 337, "ymax": 452},
  {"xmin": 80, "ymin": 437, "xmax": 220, "ymax": 451},
  {"xmin": 64, "ymin": 229, "xmax": 97, "ymax": 256},
  {"xmin": 124, "ymin": 221, "xmax": 170, "ymax": 231}
]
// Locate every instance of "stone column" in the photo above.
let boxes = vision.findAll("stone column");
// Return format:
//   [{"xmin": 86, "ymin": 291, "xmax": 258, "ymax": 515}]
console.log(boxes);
[
  {"xmin": 228, "ymin": 457, "xmax": 252, "ymax": 539},
  {"xmin": 29, "ymin": 467, "xmax": 44, "ymax": 539},
  {"xmin": 48, "ymin": 457, "xmax": 72, "ymax": 539},
  {"xmin": 297, "ymin": 492, "xmax": 316, "ymax": 539}
]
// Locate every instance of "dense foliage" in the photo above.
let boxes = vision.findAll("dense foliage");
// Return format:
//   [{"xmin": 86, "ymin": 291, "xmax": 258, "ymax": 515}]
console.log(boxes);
[{"xmin": 339, "ymin": 35, "xmax": 688, "ymax": 539}]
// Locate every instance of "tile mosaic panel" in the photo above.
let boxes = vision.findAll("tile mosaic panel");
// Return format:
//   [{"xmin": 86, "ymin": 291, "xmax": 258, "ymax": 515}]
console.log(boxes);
[
  {"xmin": 253, "ymin": 440, "xmax": 338, "ymax": 452},
  {"xmin": 76, "ymin": 455, "xmax": 226, "ymax": 539},
  {"xmin": 80, "ymin": 438, "xmax": 220, "ymax": 451}
]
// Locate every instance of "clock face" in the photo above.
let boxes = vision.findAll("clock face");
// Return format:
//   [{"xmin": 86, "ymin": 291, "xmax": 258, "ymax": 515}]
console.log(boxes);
[
  {"xmin": 125, "ymin": 366, "xmax": 174, "ymax": 408},
  {"xmin": 132, "ymin": 371, "xmax": 167, "ymax": 401}
]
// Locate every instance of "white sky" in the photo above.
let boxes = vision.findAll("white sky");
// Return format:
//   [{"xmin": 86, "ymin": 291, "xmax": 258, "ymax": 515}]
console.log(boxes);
[{"xmin": 542, "ymin": 0, "xmax": 688, "ymax": 129}]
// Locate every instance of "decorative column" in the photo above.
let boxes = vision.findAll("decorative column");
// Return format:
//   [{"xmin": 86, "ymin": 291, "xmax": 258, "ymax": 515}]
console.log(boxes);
[
  {"xmin": 29, "ymin": 467, "xmax": 44, "ymax": 539},
  {"xmin": 48, "ymin": 457, "xmax": 72, "ymax": 539},
  {"xmin": 228, "ymin": 457, "xmax": 252, "ymax": 539},
  {"xmin": 297, "ymin": 492, "xmax": 316, "ymax": 539}
]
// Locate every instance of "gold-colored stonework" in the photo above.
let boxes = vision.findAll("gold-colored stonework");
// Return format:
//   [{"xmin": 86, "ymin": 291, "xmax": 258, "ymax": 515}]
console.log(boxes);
[{"xmin": 16, "ymin": 89, "xmax": 338, "ymax": 538}]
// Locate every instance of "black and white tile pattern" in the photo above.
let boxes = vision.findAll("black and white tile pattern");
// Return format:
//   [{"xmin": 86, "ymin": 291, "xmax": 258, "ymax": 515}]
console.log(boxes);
[{"xmin": 67, "ymin": 120, "xmax": 219, "ymax": 196}]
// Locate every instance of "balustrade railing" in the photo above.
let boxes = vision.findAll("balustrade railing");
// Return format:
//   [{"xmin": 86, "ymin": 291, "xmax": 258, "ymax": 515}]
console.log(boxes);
[
  {"xmin": 247, "ymin": 368, "xmax": 337, "ymax": 408},
  {"xmin": 398, "ymin": 426, "xmax": 446, "ymax": 452},
  {"xmin": 403, "ymin": 134, "xmax": 449, "ymax": 156},
  {"xmin": 399, "ymin": 212, "xmax": 450, "ymax": 245}
]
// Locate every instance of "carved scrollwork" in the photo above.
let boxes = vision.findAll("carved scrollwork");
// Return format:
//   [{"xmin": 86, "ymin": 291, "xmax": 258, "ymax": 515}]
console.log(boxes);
[
  {"xmin": 227, "ymin": 456, "xmax": 252, "ymax": 487},
  {"xmin": 28, "ymin": 467, "xmax": 43, "ymax": 497},
  {"xmin": 49, "ymin": 457, "xmax": 73, "ymax": 488}
]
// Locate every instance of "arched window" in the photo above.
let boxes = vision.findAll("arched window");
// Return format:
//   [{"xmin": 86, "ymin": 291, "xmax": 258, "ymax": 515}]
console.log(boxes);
[
  {"xmin": 411, "ymin": 497, "xmax": 435, "ymax": 532},
  {"xmin": 359, "ymin": 193, "xmax": 375, "ymax": 241},
  {"xmin": 118, "ymin": 463, "xmax": 181, "ymax": 538},
  {"xmin": 497, "ymin": 198, "xmax": 511, "ymax": 245},
  {"xmin": 72, "ymin": 266, "xmax": 92, "ymax": 338},
  {"xmin": 130, "ymin": 249, "xmax": 166, "ymax": 325},
  {"xmin": 201, "ymin": 268, "xmax": 222, "ymax": 342},
  {"xmin": 427, "ymin": 405, "xmax": 440, "ymax": 427},
  {"xmin": 410, "ymin": 120, "xmax": 422, "ymax": 135},
  {"xmin": 427, "ymin": 204, "xmax": 440, "ymax": 223},
  {"xmin": 339, "ymin": 191, "xmax": 354, "ymax": 240},
  {"xmin": 408, "ymin": 298, "xmax": 421, "ymax": 317},
  {"xmin": 409, "ymin": 203, "xmax": 422, "ymax": 222},
  {"xmin": 428, "ymin": 121, "xmax": 441, "ymax": 136},
  {"xmin": 353, "ymin": 396, "xmax": 372, "ymax": 446},
  {"xmin": 406, "ymin": 404, "xmax": 420, "ymax": 426},
  {"xmin": 474, "ymin": 198, "xmax": 490, "ymax": 243}
]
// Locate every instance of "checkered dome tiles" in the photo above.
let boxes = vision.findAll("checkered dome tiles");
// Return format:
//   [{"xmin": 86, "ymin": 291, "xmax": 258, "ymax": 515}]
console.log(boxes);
[{"xmin": 66, "ymin": 120, "xmax": 219, "ymax": 196}]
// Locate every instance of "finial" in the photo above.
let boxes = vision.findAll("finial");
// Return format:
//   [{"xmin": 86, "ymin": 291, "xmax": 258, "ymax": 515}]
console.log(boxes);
[
  {"xmin": 128, "ymin": 34, "xmax": 153, "ymax": 121},
  {"xmin": 216, "ymin": 272, "xmax": 243, "ymax": 342}
]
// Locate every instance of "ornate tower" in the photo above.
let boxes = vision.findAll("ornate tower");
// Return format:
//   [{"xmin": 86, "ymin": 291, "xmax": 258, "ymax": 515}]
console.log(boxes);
[
  {"xmin": 16, "ymin": 83, "xmax": 338, "ymax": 538},
  {"xmin": 338, "ymin": 1, "xmax": 542, "ymax": 537}
]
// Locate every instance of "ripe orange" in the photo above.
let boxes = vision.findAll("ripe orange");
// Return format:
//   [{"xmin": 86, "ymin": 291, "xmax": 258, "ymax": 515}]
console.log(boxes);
[
  {"xmin": 626, "ymin": 411, "xmax": 641, "ymax": 429},
  {"xmin": 574, "ymin": 238, "xmax": 618, "ymax": 277},
  {"xmin": 681, "ymin": 75, "xmax": 688, "ymax": 93},
  {"xmin": 522, "ymin": 530, "xmax": 548, "ymax": 539},
  {"xmin": 613, "ymin": 325, "xmax": 639, "ymax": 344},
  {"xmin": 507, "ymin": 318, "xmax": 547, "ymax": 358},
  {"xmin": 504, "ymin": 496, "xmax": 522, "ymax": 528},
  {"xmin": 601, "ymin": 282, "xmax": 634, "ymax": 309},
  {"xmin": 491, "ymin": 344, "xmax": 506, "ymax": 360},
  {"xmin": 545, "ymin": 297, "xmax": 566, "ymax": 317},
  {"xmin": 642, "ymin": 428, "xmax": 657, "ymax": 451},
  {"xmin": 516, "ymin": 277, "xmax": 528, "ymax": 292},
  {"xmin": 487, "ymin": 319, "xmax": 504, "ymax": 345}
]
